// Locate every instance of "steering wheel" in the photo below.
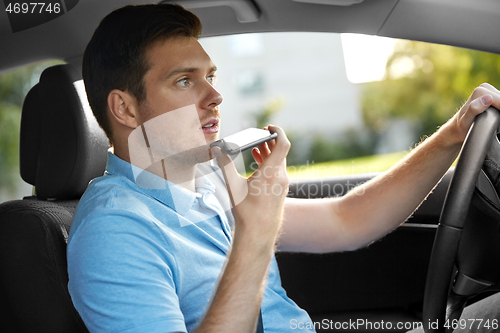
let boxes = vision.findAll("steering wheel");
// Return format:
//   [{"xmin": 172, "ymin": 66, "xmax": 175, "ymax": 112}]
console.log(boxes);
[{"xmin": 423, "ymin": 107, "xmax": 500, "ymax": 333}]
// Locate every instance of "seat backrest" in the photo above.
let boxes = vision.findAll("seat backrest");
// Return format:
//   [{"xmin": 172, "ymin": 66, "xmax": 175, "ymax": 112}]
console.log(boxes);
[{"xmin": 0, "ymin": 64, "xmax": 108, "ymax": 332}]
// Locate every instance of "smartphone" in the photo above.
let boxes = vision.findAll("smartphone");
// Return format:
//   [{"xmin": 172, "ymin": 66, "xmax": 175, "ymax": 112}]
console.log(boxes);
[{"xmin": 210, "ymin": 128, "xmax": 278, "ymax": 155}]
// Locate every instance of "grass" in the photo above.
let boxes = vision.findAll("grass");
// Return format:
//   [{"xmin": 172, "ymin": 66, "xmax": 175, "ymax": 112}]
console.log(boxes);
[{"xmin": 286, "ymin": 151, "xmax": 408, "ymax": 179}]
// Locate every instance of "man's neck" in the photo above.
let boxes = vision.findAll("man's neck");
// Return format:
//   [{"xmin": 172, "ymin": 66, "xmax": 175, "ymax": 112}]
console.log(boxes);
[
  {"xmin": 161, "ymin": 160, "xmax": 197, "ymax": 193},
  {"xmin": 113, "ymin": 146, "xmax": 198, "ymax": 193}
]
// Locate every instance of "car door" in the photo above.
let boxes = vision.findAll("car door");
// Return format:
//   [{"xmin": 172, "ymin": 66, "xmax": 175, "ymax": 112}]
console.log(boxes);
[{"xmin": 277, "ymin": 172, "xmax": 450, "ymax": 332}]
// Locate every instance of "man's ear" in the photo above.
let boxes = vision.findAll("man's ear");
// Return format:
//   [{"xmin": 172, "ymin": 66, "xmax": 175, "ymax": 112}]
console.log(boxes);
[{"xmin": 107, "ymin": 89, "xmax": 140, "ymax": 129}]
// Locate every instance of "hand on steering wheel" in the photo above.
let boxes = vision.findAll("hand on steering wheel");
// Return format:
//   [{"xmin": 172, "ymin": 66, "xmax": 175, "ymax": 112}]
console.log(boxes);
[{"xmin": 423, "ymin": 106, "xmax": 500, "ymax": 333}]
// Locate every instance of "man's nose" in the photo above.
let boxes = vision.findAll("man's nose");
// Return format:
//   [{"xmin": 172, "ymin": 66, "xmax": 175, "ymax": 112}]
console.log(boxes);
[{"xmin": 202, "ymin": 81, "xmax": 223, "ymax": 109}]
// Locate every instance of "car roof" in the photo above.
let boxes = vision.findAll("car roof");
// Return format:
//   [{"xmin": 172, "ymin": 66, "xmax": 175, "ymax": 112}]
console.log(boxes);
[{"xmin": 1, "ymin": 0, "xmax": 499, "ymax": 74}]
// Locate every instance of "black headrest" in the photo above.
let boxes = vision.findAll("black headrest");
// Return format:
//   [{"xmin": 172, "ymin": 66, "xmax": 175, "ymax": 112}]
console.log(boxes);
[{"xmin": 20, "ymin": 65, "xmax": 109, "ymax": 200}]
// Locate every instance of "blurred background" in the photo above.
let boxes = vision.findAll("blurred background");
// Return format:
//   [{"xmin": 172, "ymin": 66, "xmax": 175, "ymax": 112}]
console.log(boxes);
[{"xmin": 1, "ymin": 32, "xmax": 500, "ymax": 201}]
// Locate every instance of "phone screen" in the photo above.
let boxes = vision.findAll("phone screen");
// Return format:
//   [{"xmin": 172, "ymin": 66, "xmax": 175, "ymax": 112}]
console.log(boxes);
[
  {"xmin": 224, "ymin": 128, "xmax": 273, "ymax": 147},
  {"xmin": 211, "ymin": 128, "xmax": 277, "ymax": 155}
]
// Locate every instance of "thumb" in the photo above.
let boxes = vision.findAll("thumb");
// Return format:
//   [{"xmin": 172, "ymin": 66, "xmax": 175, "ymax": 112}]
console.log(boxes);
[
  {"xmin": 212, "ymin": 147, "xmax": 247, "ymax": 207},
  {"xmin": 459, "ymin": 95, "xmax": 493, "ymax": 137}
]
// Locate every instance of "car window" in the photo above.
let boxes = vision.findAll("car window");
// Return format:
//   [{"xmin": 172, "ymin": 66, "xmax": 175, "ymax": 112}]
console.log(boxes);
[{"xmin": 200, "ymin": 32, "xmax": 500, "ymax": 179}]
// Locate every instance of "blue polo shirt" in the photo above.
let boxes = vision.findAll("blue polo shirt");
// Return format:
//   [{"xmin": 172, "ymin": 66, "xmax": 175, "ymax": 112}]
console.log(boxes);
[{"xmin": 67, "ymin": 152, "xmax": 313, "ymax": 333}]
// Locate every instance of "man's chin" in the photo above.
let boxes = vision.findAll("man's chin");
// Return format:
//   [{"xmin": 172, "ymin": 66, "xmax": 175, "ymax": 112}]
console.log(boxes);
[
  {"xmin": 204, "ymin": 133, "xmax": 220, "ymax": 144},
  {"xmin": 172, "ymin": 144, "xmax": 212, "ymax": 166}
]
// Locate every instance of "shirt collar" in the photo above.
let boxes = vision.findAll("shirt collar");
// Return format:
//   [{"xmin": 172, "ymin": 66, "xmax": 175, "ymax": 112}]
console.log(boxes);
[
  {"xmin": 195, "ymin": 166, "xmax": 216, "ymax": 194},
  {"xmin": 105, "ymin": 152, "xmax": 199, "ymax": 216}
]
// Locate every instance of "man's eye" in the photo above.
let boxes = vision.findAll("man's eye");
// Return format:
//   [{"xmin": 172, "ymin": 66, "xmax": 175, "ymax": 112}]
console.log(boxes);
[
  {"xmin": 207, "ymin": 75, "xmax": 217, "ymax": 86},
  {"xmin": 177, "ymin": 78, "xmax": 189, "ymax": 87}
]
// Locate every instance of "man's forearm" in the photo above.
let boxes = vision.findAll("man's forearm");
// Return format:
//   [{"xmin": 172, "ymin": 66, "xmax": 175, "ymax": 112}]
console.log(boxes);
[
  {"xmin": 193, "ymin": 232, "xmax": 275, "ymax": 333},
  {"xmin": 280, "ymin": 87, "xmax": 498, "ymax": 253},
  {"xmin": 334, "ymin": 124, "xmax": 462, "ymax": 250}
]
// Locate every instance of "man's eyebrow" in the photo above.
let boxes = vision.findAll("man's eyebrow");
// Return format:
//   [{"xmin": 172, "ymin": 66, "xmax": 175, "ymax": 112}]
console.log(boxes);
[{"xmin": 164, "ymin": 66, "xmax": 218, "ymax": 81}]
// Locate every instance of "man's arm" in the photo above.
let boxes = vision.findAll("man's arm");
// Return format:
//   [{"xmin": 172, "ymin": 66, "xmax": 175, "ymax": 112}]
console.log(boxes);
[
  {"xmin": 279, "ymin": 128, "xmax": 458, "ymax": 253},
  {"xmin": 273, "ymin": 84, "xmax": 500, "ymax": 253},
  {"xmin": 194, "ymin": 125, "xmax": 290, "ymax": 332}
]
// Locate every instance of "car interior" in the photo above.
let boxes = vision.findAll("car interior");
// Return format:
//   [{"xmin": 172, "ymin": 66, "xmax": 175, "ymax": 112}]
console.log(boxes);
[
  {"xmin": 1, "ymin": 0, "xmax": 500, "ymax": 332},
  {"xmin": 0, "ymin": 64, "xmax": 107, "ymax": 332}
]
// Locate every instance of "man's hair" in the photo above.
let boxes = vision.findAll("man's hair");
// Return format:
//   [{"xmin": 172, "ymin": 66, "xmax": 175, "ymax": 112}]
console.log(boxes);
[{"xmin": 82, "ymin": 4, "xmax": 202, "ymax": 145}]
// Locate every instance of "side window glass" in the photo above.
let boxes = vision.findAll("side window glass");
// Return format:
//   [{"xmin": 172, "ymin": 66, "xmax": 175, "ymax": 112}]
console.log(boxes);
[{"xmin": 200, "ymin": 32, "xmax": 500, "ymax": 179}]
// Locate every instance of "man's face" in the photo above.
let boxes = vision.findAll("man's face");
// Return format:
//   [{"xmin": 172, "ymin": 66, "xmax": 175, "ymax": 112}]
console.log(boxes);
[{"xmin": 134, "ymin": 37, "xmax": 223, "ymax": 162}]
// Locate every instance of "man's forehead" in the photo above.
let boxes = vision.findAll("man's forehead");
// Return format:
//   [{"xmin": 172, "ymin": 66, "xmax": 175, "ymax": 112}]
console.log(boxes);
[{"xmin": 146, "ymin": 37, "xmax": 215, "ymax": 74}]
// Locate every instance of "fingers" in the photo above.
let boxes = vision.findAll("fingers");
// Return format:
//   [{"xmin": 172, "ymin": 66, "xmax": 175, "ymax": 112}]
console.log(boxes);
[
  {"xmin": 216, "ymin": 124, "xmax": 289, "ymax": 175},
  {"xmin": 470, "ymin": 94, "xmax": 492, "ymax": 116},
  {"xmin": 457, "ymin": 93, "xmax": 489, "ymax": 131},
  {"xmin": 262, "ymin": 125, "xmax": 276, "ymax": 151},
  {"xmin": 460, "ymin": 84, "xmax": 499, "ymax": 124},
  {"xmin": 479, "ymin": 82, "xmax": 497, "ymax": 91},
  {"xmin": 265, "ymin": 137, "xmax": 276, "ymax": 153},
  {"xmin": 261, "ymin": 126, "xmax": 276, "ymax": 154},
  {"xmin": 267, "ymin": 137, "xmax": 276, "ymax": 151},
  {"xmin": 257, "ymin": 142, "xmax": 271, "ymax": 159},
  {"xmin": 450, "ymin": 84, "xmax": 500, "ymax": 143},
  {"xmin": 468, "ymin": 84, "xmax": 500, "ymax": 111},
  {"xmin": 259, "ymin": 125, "xmax": 290, "ymax": 168},
  {"xmin": 251, "ymin": 147, "xmax": 263, "ymax": 167},
  {"xmin": 251, "ymin": 125, "xmax": 281, "ymax": 166}
]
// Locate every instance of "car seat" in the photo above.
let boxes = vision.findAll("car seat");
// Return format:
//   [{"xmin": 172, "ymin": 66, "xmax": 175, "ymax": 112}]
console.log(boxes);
[{"xmin": 0, "ymin": 64, "xmax": 109, "ymax": 332}]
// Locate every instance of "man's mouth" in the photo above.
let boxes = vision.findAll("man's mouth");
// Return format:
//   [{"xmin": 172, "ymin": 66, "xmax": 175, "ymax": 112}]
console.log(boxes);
[{"xmin": 201, "ymin": 118, "xmax": 219, "ymax": 134}]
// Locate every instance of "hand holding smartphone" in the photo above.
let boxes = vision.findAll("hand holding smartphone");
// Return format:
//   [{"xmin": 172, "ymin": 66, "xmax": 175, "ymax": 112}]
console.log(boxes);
[{"xmin": 210, "ymin": 128, "xmax": 277, "ymax": 155}]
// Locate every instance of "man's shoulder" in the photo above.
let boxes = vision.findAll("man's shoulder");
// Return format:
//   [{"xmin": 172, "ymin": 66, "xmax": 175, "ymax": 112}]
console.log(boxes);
[
  {"xmin": 76, "ymin": 172, "xmax": 143, "ymax": 212},
  {"xmin": 69, "ymin": 173, "xmax": 170, "ymax": 242}
]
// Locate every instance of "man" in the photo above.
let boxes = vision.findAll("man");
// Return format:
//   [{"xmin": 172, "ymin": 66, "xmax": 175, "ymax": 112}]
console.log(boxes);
[{"xmin": 67, "ymin": 3, "xmax": 500, "ymax": 333}]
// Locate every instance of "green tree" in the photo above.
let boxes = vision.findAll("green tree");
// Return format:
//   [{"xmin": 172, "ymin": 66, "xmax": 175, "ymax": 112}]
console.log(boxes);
[{"xmin": 361, "ymin": 41, "xmax": 500, "ymax": 141}]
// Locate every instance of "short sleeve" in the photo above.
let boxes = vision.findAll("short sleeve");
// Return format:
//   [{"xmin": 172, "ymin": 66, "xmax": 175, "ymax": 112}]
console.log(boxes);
[{"xmin": 68, "ymin": 210, "xmax": 187, "ymax": 333}]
